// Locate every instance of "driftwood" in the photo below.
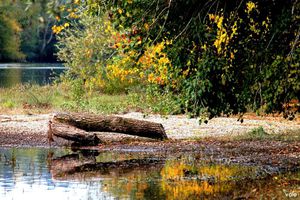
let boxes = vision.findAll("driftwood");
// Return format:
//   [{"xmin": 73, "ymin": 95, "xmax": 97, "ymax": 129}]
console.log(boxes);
[
  {"xmin": 48, "ymin": 112, "xmax": 167, "ymax": 145},
  {"xmin": 48, "ymin": 121, "xmax": 101, "ymax": 146}
]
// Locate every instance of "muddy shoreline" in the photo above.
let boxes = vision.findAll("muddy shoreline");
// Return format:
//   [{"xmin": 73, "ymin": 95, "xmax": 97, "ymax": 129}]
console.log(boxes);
[{"xmin": 0, "ymin": 113, "xmax": 299, "ymax": 176}]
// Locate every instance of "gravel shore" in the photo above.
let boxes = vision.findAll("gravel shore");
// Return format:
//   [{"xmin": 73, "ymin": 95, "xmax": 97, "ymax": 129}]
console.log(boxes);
[{"xmin": 0, "ymin": 112, "xmax": 299, "ymax": 147}]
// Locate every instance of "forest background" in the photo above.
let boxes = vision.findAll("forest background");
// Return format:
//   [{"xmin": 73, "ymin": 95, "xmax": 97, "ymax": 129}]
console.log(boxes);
[{"xmin": 0, "ymin": 0, "xmax": 299, "ymax": 121}]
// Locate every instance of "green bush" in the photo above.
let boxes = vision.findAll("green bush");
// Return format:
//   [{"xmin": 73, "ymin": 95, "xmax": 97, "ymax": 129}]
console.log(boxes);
[
  {"xmin": 1, "ymin": 100, "xmax": 15, "ymax": 109},
  {"xmin": 54, "ymin": 0, "xmax": 299, "ymax": 118}
]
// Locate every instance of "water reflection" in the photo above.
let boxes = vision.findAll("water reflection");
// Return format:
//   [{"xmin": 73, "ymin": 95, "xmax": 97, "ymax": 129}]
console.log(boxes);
[
  {"xmin": 0, "ymin": 63, "xmax": 66, "ymax": 87},
  {"xmin": 0, "ymin": 148, "xmax": 299, "ymax": 200}
]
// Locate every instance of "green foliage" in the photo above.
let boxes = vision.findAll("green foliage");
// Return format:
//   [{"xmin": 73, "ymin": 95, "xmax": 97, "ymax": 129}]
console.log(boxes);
[
  {"xmin": 0, "ymin": 4, "xmax": 25, "ymax": 61},
  {"xmin": 245, "ymin": 126, "xmax": 269, "ymax": 140},
  {"xmin": 23, "ymin": 86, "xmax": 54, "ymax": 109},
  {"xmin": 0, "ymin": 84, "xmax": 61, "ymax": 111},
  {"xmin": 235, "ymin": 126, "xmax": 300, "ymax": 141},
  {"xmin": 64, "ymin": 79, "xmax": 88, "ymax": 110},
  {"xmin": 0, "ymin": 0, "xmax": 57, "ymax": 62},
  {"xmin": 19, "ymin": 0, "xmax": 57, "ymax": 61},
  {"xmin": 54, "ymin": 0, "xmax": 299, "ymax": 118},
  {"xmin": 129, "ymin": 85, "xmax": 181, "ymax": 115},
  {"xmin": 2, "ymin": 100, "xmax": 15, "ymax": 109},
  {"xmin": 0, "ymin": 84, "xmax": 132, "ymax": 114},
  {"xmin": 55, "ymin": 10, "xmax": 113, "ymax": 92}
]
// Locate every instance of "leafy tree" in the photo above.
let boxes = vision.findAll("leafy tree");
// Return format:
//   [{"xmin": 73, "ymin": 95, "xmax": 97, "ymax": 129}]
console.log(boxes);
[
  {"xmin": 0, "ymin": 0, "xmax": 57, "ymax": 62},
  {"xmin": 0, "ymin": 1, "xmax": 25, "ymax": 61},
  {"xmin": 55, "ymin": 0, "xmax": 299, "ymax": 119}
]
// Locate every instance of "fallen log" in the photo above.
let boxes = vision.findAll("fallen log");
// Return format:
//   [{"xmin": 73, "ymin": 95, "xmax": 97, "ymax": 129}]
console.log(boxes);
[
  {"xmin": 48, "ymin": 112, "xmax": 167, "ymax": 145},
  {"xmin": 48, "ymin": 121, "xmax": 101, "ymax": 146}
]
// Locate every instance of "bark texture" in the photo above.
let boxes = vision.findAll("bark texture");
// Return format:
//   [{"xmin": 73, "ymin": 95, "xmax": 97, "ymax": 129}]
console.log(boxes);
[
  {"xmin": 48, "ymin": 112, "xmax": 167, "ymax": 145},
  {"xmin": 48, "ymin": 120, "xmax": 101, "ymax": 146}
]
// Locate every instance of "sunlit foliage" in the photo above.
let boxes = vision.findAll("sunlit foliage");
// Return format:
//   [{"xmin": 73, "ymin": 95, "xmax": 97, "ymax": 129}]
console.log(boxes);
[{"xmin": 54, "ymin": 0, "xmax": 300, "ymax": 118}]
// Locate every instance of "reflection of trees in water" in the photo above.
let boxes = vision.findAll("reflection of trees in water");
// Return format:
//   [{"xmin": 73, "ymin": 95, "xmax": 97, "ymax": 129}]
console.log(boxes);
[
  {"xmin": 0, "ymin": 68, "xmax": 65, "ymax": 87},
  {"xmin": 160, "ymin": 159, "xmax": 254, "ymax": 199},
  {"xmin": 0, "ymin": 69, "xmax": 22, "ymax": 87},
  {"xmin": 50, "ymin": 150, "xmax": 166, "ymax": 199},
  {"xmin": 50, "ymin": 150, "xmax": 260, "ymax": 199},
  {"xmin": 0, "ymin": 148, "xmax": 59, "ymax": 193},
  {"xmin": 1, "ymin": 148, "xmax": 299, "ymax": 199},
  {"xmin": 50, "ymin": 150, "xmax": 164, "ymax": 179}
]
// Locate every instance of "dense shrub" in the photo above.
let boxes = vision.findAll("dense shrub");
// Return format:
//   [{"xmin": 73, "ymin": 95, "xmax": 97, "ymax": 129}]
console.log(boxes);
[{"xmin": 54, "ymin": 0, "xmax": 299, "ymax": 118}]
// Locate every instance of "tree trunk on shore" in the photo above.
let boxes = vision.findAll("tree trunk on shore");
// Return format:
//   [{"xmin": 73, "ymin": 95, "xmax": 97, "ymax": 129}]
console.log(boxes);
[
  {"xmin": 48, "ymin": 112, "xmax": 167, "ymax": 145},
  {"xmin": 48, "ymin": 121, "xmax": 101, "ymax": 146}
]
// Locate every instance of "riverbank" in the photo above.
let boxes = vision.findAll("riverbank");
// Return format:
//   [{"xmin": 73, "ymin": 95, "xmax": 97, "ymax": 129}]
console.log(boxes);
[
  {"xmin": 0, "ymin": 112, "xmax": 299, "ymax": 147},
  {"xmin": 1, "ymin": 112, "xmax": 300, "ymax": 181}
]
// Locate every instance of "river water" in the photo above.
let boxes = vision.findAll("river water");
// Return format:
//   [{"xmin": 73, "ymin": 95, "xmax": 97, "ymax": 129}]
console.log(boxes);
[
  {"xmin": 0, "ymin": 148, "xmax": 299, "ymax": 200},
  {"xmin": 0, "ymin": 63, "xmax": 66, "ymax": 87}
]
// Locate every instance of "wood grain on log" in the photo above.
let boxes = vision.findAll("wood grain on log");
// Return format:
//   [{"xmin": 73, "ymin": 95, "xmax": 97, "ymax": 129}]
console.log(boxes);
[
  {"xmin": 48, "ymin": 112, "xmax": 167, "ymax": 145},
  {"xmin": 49, "ymin": 120, "xmax": 101, "ymax": 145}
]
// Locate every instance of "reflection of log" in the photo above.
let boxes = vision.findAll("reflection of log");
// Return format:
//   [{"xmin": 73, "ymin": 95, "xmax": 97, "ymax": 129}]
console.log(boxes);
[
  {"xmin": 48, "ymin": 112, "xmax": 167, "ymax": 145},
  {"xmin": 51, "ymin": 153, "xmax": 97, "ymax": 175},
  {"xmin": 50, "ymin": 152, "xmax": 165, "ymax": 180}
]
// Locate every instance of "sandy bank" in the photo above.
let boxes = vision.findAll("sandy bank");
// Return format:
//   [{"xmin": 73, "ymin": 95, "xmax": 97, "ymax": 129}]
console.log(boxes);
[{"xmin": 0, "ymin": 112, "xmax": 299, "ymax": 147}]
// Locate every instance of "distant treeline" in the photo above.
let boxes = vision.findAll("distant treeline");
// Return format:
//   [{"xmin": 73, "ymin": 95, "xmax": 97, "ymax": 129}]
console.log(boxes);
[{"xmin": 0, "ymin": 0, "xmax": 57, "ymax": 62}]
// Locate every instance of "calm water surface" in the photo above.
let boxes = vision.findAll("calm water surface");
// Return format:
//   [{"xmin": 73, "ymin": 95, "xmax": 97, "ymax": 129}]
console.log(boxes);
[
  {"xmin": 0, "ymin": 63, "xmax": 66, "ymax": 87},
  {"xmin": 0, "ymin": 148, "xmax": 299, "ymax": 200}
]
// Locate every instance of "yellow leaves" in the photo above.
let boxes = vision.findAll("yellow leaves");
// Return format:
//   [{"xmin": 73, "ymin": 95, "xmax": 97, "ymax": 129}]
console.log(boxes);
[
  {"xmin": 209, "ymin": 14, "xmax": 224, "ymax": 29},
  {"xmin": 209, "ymin": 13, "xmax": 230, "ymax": 55},
  {"xmin": 209, "ymin": 14, "xmax": 215, "ymax": 21},
  {"xmin": 208, "ymin": 12, "xmax": 240, "ymax": 56},
  {"xmin": 105, "ymin": 38, "xmax": 172, "ymax": 87},
  {"xmin": 214, "ymin": 30, "xmax": 229, "ymax": 54},
  {"xmin": 69, "ymin": 12, "xmax": 79, "ymax": 19},
  {"xmin": 262, "ymin": 17, "xmax": 270, "ymax": 32},
  {"xmin": 127, "ymin": 0, "xmax": 133, "ymax": 4},
  {"xmin": 118, "ymin": 8, "xmax": 123, "ymax": 14},
  {"xmin": 246, "ymin": 1, "xmax": 257, "ymax": 14},
  {"xmin": 158, "ymin": 56, "xmax": 170, "ymax": 65},
  {"xmin": 139, "ymin": 72, "xmax": 144, "ymax": 78},
  {"xmin": 106, "ymin": 51, "xmax": 138, "ymax": 85},
  {"xmin": 230, "ymin": 52, "xmax": 235, "ymax": 59},
  {"xmin": 231, "ymin": 21, "xmax": 238, "ymax": 38},
  {"xmin": 104, "ymin": 21, "xmax": 113, "ymax": 33},
  {"xmin": 201, "ymin": 44, "xmax": 207, "ymax": 51},
  {"xmin": 217, "ymin": 16, "xmax": 224, "ymax": 29},
  {"xmin": 52, "ymin": 25, "xmax": 63, "ymax": 34},
  {"xmin": 166, "ymin": 40, "xmax": 173, "ymax": 45},
  {"xmin": 147, "ymin": 73, "xmax": 155, "ymax": 83},
  {"xmin": 183, "ymin": 68, "xmax": 190, "ymax": 77},
  {"xmin": 85, "ymin": 49, "xmax": 93, "ymax": 58},
  {"xmin": 214, "ymin": 31, "xmax": 229, "ymax": 54},
  {"xmin": 144, "ymin": 23, "xmax": 149, "ymax": 31},
  {"xmin": 137, "ymin": 40, "xmax": 171, "ymax": 85},
  {"xmin": 52, "ymin": 23, "xmax": 70, "ymax": 34},
  {"xmin": 9, "ymin": 18, "xmax": 22, "ymax": 32}
]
